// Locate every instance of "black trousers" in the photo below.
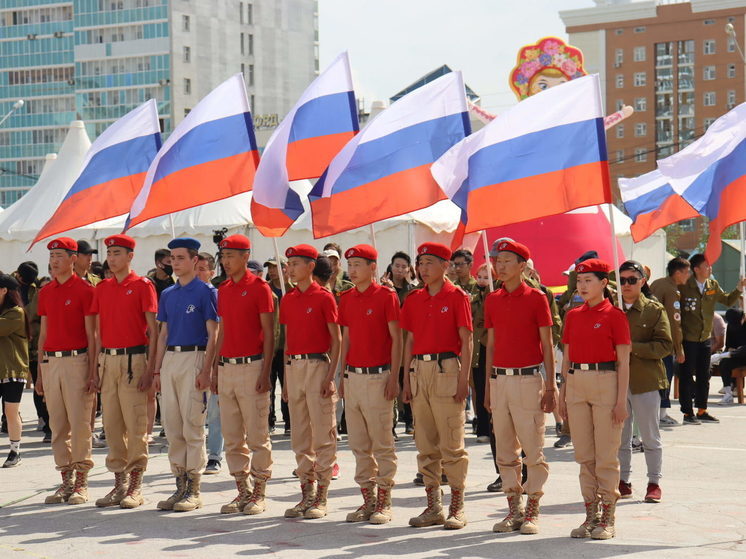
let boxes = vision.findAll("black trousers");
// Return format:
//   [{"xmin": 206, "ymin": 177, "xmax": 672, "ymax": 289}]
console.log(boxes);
[
  {"xmin": 397, "ymin": 367, "xmax": 412, "ymax": 426},
  {"xmin": 720, "ymin": 352, "xmax": 746, "ymax": 388},
  {"xmin": 30, "ymin": 360, "xmax": 50, "ymax": 433},
  {"xmin": 269, "ymin": 350, "xmax": 290, "ymax": 428},
  {"xmin": 472, "ymin": 344, "xmax": 491, "ymax": 437},
  {"xmin": 679, "ymin": 340, "xmax": 712, "ymax": 414}
]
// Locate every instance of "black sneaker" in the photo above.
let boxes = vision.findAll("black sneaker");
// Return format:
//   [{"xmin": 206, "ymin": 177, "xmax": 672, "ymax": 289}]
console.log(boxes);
[
  {"xmin": 683, "ymin": 414, "xmax": 702, "ymax": 425},
  {"xmin": 3, "ymin": 450, "xmax": 21, "ymax": 468},
  {"xmin": 204, "ymin": 459, "xmax": 221, "ymax": 475},
  {"xmin": 284, "ymin": 426, "xmax": 291, "ymax": 436},
  {"xmin": 487, "ymin": 477, "xmax": 503, "ymax": 493},
  {"xmin": 697, "ymin": 411, "xmax": 720, "ymax": 423},
  {"xmin": 554, "ymin": 434, "xmax": 572, "ymax": 448},
  {"xmin": 413, "ymin": 472, "xmax": 424, "ymax": 486},
  {"xmin": 158, "ymin": 429, "xmax": 166, "ymax": 437},
  {"xmin": 404, "ymin": 424, "xmax": 414, "ymax": 435},
  {"xmin": 555, "ymin": 422, "xmax": 563, "ymax": 437},
  {"xmin": 43, "ymin": 430, "xmax": 52, "ymax": 443}
]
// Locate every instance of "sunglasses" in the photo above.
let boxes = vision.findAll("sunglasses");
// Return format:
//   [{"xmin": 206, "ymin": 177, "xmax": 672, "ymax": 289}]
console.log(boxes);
[{"xmin": 619, "ymin": 276, "xmax": 641, "ymax": 286}]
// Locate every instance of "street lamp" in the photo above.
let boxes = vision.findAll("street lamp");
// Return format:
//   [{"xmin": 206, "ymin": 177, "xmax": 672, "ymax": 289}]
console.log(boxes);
[{"xmin": 0, "ymin": 99, "xmax": 23, "ymax": 128}]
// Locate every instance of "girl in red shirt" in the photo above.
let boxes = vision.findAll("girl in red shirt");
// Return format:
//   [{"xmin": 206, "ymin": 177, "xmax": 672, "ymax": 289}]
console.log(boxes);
[{"xmin": 558, "ymin": 258, "xmax": 630, "ymax": 541}]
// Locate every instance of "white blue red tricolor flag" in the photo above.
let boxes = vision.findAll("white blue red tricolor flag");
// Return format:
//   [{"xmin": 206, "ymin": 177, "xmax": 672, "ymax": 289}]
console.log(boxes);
[
  {"xmin": 251, "ymin": 52, "xmax": 359, "ymax": 237},
  {"xmin": 33, "ymin": 100, "xmax": 161, "ymax": 246},
  {"xmin": 308, "ymin": 71, "xmax": 471, "ymax": 238},
  {"xmin": 125, "ymin": 74, "xmax": 259, "ymax": 230},
  {"xmin": 432, "ymin": 74, "xmax": 611, "ymax": 246}
]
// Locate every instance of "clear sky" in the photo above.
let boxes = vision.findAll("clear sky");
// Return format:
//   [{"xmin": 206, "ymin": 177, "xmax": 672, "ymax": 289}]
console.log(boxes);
[{"xmin": 318, "ymin": 0, "xmax": 595, "ymax": 113}]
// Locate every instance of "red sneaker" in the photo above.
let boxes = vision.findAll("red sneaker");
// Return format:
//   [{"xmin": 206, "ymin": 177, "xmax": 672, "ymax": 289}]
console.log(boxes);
[
  {"xmin": 332, "ymin": 463, "xmax": 340, "ymax": 480},
  {"xmin": 644, "ymin": 483, "xmax": 661, "ymax": 503},
  {"xmin": 619, "ymin": 480, "xmax": 633, "ymax": 499}
]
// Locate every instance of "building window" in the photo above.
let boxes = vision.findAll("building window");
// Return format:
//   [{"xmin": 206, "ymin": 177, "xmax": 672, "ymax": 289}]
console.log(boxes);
[
  {"xmin": 615, "ymin": 99, "xmax": 624, "ymax": 111},
  {"xmin": 247, "ymin": 3, "xmax": 253, "ymax": 24},
  {"xmin": 183, "ymin": 46, "xmax": 191, "ymax": 62},
  {"xmin": 704, "ymin": 91, "xmax": 716, "ymax": 106},
  {"xmin": 728, "ymin": 37, "xmax": 737, "ymax": 53},
  {"xmin": 634, "ymin": 97, "xmax": 647, "ymax": 111},
  {"xmin": 704, "ymin": 118, "xmax": 716, "ymax": 130},
  {"xmin": 633, "ymin": 72, "xmax": 646, "ymax": 87},
  {"xmin": 616, "ymin": 124, "xmax": 624, "ymax": 139},
  {"xmin": 184, "ymin": 78, "xmax": 191, "ymax": 95},
  {"xmin": 250, "ymin": 94, "xmax": 255, "ymax": 112},
  {"xmin": 184, "ymin": 108, "xmax": 191, "ymax": 117},
  {"xmin": 248, "ymin": 64, "xmax": 254, "ymax": 86},
  {"xmin": 240, "ymin": 32, "xmax": 245, "ymax": 55},
  {"xmin": 634, "ymin": 26, "xmax": 646, "ymax": 33},
  {"xmin": 635, "ymin": 122, "xmax": 647, "ymax": 137},
  {"xmin": 615, "ymin": 150, "xmax": 624, "ymax": 162},
  {"xmin": 615, "ymin": 29, "xmax": 623, "ymax": 36},
  {"xmin": 728, "ymin": 90, "xmax": 736, "ymax": 108},
  {"xmin": 703, "ymin": 39, "xmax": 716, "ymax": 55},
  {"xmin": 240, "ymin": 2, "xmax": 244, "ymax": 24},
  {"xmin": 729, "ymin": 64, "xmax": 737, "ymax": 79},
  {"xmin": 248, "ymin": 34, "xmax": 253, "ymax": 55},
  {"xmin": 703, "ymin": 19, "xmax": 715, "ymax": 25},
  {"xmin": 703, "ymin": 66, "xmax": 716, "ymax": 80},
  {"xmin": 635, "ymin": 148, "xmax": 647, "ymax": 163},
  {"xmin": 615, "ymin": 48, "xmax": 623, "ymax": 65},
  {"xmin": 616, "ymin": 74, "xmax": 624, "ymax": 88},
  {"xmin": 633, "ymin": 46, "xmax": 646, "ymax": 62},
  {"xmin": 182, "ymin": 15, "xmax": 190, "ymax": 31}
]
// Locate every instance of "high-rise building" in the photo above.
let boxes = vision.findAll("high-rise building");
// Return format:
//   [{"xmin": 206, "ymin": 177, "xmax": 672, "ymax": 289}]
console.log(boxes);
[{"xmin": 0, "ymin": 0, "xmax": 318, "ymax": 207}]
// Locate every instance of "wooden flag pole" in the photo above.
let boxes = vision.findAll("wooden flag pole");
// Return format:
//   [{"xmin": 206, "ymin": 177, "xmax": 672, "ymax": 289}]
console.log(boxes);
[
  {"xmin": 168, "ymin": 213, "xmax": 176, "ymax": 239},
  {"xmin": 369, "ymin": 223, "xmax": 377, "ymax": 251},
  {"xmin": 740, "ymin": 222, "xmax": 745, "ymax": 309},
  {"xmin": 273, "ymin": 237, "xmax": 286, "ymax": 296},
  {"xmin": 481, "ymin": 230, "xmax": 494, "ymax": 292},
  {"xmin": 608, "ymin": 203, "xmax": 623, "ymax": 310}
]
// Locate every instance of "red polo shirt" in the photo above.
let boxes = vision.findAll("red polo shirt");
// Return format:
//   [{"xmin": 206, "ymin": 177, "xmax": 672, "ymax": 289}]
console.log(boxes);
[
  {"xmin": 90, "ymin": 272, "xmax": 158, "ymax": 348},
  {"xmin": 338, "ymin": 283, "xmax": 400, "ymax": 367},
  {"xmin": 562, "ymin": 298, "xmax": 631, "ymax": 363},
  {"xmin": 400, "ymin": 280, "xmax": 472, "ymax": 355},
  {"xmin": 218, "ymin": 272, "xmax": 274, "ymax": 357},
  {"xmin": 37, "ymin": 274, "xmax": 95, "ymax": 352},
  {"xmin": 280, "ymin": 282, "xmax": 338, "ymax": 355},
  {"xmin": 484, "ymin": 282, "xmax": 553, "ymax": 368}
]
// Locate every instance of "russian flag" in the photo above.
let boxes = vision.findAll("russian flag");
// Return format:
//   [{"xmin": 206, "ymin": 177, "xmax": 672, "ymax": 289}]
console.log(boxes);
[
  {"xmin": 308, "ymin": 71, "xmax": 470, "ymax": 238},
  {"xmin": 619, "ymin": 169, "xmax": 699, "ymax": 243},
  {"xmin": 658, "ymin": 102, "xmax": 746, "ymax": 263},
  {"xmin": 126, "ymin": 74, "xmax": 259, "ymax": 230},
  {"xmin": 251, "ymin": 52, "xmax": 358, "ymax": 237},
  {"xmin": 32, "ymin": 100, "xmax": 161, "ymax": 246},
  {"xmin": 432, "ymin": 75, "xmax": 611, "ymax": 237}
]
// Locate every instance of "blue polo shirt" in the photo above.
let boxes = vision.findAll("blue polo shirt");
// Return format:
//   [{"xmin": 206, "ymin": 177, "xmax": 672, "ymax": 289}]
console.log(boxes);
[{"xmin": 157, "ymin": 277, "xmax": 218, "ymax": 346}]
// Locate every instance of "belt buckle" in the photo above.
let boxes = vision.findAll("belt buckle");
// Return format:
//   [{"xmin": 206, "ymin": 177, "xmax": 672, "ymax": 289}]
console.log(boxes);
[
  {"xmin": 580, "ymin": 363, "xmax": 590, "ymax": 371},
  {"xmin": 355, "ymin": 367, "xmax": 363, "ymax": 374},
  {"xmin": 54, "ymin": 351, "xmax": 63, "ymax": 358},
  {"xmin": 292, "ymin": 355, "xmax": 302, "ymax": 360},
  {"xmin": 506, "ymin": 368, "xmax": 516, "ymax": 376},
  {"xmin": 108, "ymin": 349, "xmax": 117, "ymax": 356},
  {"xmin": 174, "ymin": 346, "xmax": 182, "ymax": 352},
  {"xmin": 228, "ymin": 358, "xmax": 238, "ymax": 365},
  {"xmin": 422, "ymin": 354, "xmax": 433, "ymax": 362}
]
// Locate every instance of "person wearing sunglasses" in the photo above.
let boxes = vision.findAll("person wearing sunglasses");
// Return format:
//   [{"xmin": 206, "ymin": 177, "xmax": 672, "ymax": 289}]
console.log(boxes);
[{"xmin": 617, "ymin": 260, "xmax": 672, "ymax": 505}]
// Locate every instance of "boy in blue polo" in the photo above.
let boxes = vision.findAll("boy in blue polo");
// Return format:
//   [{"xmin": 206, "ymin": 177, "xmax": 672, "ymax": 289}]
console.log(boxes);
[{"xmin": 153, "ymin": 238, "xmax": 218, "ymax": 512}]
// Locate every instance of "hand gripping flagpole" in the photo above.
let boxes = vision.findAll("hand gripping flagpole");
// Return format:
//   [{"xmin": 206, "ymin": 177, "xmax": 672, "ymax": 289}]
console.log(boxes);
[
  {"xmin": 273, "ymin": 237, "xmax": 286, "ymax": 296},
  {"xmin": 481, "ymin": 230, "xmax": 494, "ymax": 293}
]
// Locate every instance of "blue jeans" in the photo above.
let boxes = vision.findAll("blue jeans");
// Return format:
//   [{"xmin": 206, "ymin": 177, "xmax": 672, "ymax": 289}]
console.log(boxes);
[
  {"xmin": 207, "ymin": 392, "xmax": 224, "ymax": 462},
  {"xmin": 659, "ymin": 354, "xmax": 675, "ymax": 409}
]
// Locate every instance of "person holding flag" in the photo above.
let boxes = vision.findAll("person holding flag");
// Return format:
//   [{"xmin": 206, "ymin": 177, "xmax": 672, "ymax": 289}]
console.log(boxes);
[
  {"xmin": 280, "ymin": 245, "xmax": 341, "ymax": 521},
  {"xmin": 213, "ymin": 234, "xmax": 275, "ymax": 516},
  {"xmin": 402, "ymin": 242, "xmax": 473, "ymax": 531},
  {"xmin": 90, "ymin": 234, "xmax": 158, "ymax": 509},
  {"xmin": 338, "ymin": 244, "xmax": 401, "ymax": 525}
]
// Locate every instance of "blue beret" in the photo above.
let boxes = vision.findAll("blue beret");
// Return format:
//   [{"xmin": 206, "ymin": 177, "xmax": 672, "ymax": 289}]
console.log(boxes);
[{"xmin": 167, "ymin": 237, "xmax": 201, "ymax": 251}]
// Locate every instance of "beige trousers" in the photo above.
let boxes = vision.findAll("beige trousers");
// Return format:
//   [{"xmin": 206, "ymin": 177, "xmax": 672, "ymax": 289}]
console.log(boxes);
[
  {"xmin": 410, "ymin": 358, "xmax": 469, "ymax": 489},
  {"xmin": 161, "ymin": 350, "xmax": 207, "ymax": 475},
  {"xmin": 566, "ymin": 370, "xmax": 623, "ymax": 502},
  {"xmin": 44, "ymin": 353, "xmax": 95, "ymax": 471},
  {"xmin": 490, "ymin": 373, "xmax": 548, "ymax": 496},
  {"xmin": 100, "ymin": 352, "xmax": 149, "ymax": 473},
  {"xmin": 286, "ymin": 358, "xmax": 338, "ymax": 483},
  {"xmin": 218, "ymin": 360, "xmax": 272, "ymax": 479},
  {"xmin": 344, "ymin": 370, "xmax": 397, "ymax": 488}
]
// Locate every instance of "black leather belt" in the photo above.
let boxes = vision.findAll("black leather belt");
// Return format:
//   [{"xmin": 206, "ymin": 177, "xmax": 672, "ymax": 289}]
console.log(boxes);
[
  {"xmin": 345, "ymin": 364, "xmax": 390, "ymax": 376},
  {"xmin": 491, "ymin": 366, "xmax": 540, "ymax": 378},
  {"xmin": 167, "ymin": 345, "xmax": 206, "ymax": 352},
  {"xmin": 101, "ymin": 345, "xmax": 147, "ymax": 356},
  {"xmin": 288, "ymin": 353, "xmax": 329, "ymax": 362},
  {"xmin": 220, "ymin": 354, "xmax": 263, "ymax": 365},
  {"xmin": 44, "ymin": 348, "xmax": 87, "ymax": 358},
  {"xmin": 569, "ymin": 361, "xmax": 616, "ymax": 374},
  {"xmin": 415, "ymin": 352, "xmax": 458, "ymax": 361}
]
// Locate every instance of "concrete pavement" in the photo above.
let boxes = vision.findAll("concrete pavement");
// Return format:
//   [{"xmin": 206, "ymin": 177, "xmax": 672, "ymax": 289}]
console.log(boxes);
[{"xmin": 2, "ymin": 388, "xmax": 746, "ymax": 558}]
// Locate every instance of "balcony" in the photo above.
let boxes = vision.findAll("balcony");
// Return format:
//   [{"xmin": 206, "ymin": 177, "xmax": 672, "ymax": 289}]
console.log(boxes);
[{"xmin": 655, "ymin": 55, "xmax": 673, "ymax": 67}]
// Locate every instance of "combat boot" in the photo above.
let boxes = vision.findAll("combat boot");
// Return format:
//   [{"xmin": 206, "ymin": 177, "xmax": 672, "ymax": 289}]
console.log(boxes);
[
  {"xmin": 409, "ymin": 486, "xmax": 446, "ymax": 527},
  {"xmin": 369, "ymin": 486, "xmax": 393, "ymax": 524},
  {"xmin": 173, "ymin": 472, "xmax": 202, "ymax": 512},
  {"xmin": 520, "ymin": 493, "xmax": 541, "ymax": 535},
  {"xmin": 444, "ymin": 487, "xmax": 467, "ymax": 530},
  {"xmin": 493, "ymin": 493, "xmax": 525, "ymax": 532},
  {"xmin": 346, "ymin": 484, "xmax": 376, "ymax": 522},
  {"xmin": 570, "ymin": 499, "xmax": 600, "ymax": 538},
  {"xmin": 591, "ymin": 500, "xmax": 617, "ymax": 540},
  {"xmin": 120, "ymin": 468, "xmax": 145, "ymax": 509},
  {"xmin": 44, "ymin": 469, "xmax": 74, "ymax": 504},
  {"xmin": 157, "ymin": 469, "xmax": 187, "ymax": 511},
  {"xmin": 304, "ymin": 482, "xmax": 329, "ymax": 519},
  {"xmin": 67, "ymin": 470, "xmax": 89, "ymax": 505},
  {"xmin": 95, "ymin": 471, "xmax": 127, "ymax": 507},
  {"xmin": 243, "ymin": 477, "xmax": 268, "ymax": 515},
  {"xmin": 221, "ymin": 472, "xmax": 251, "ymax": 514},
  {"xmin": 284, "ymin": 480, "xmax": 316, "ymax": 518}
]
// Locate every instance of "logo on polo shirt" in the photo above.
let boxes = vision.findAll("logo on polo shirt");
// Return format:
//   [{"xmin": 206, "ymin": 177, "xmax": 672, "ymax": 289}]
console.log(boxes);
[
  {"xmin": 126, "ymin": 289, "xmax": 133, "ymax": 295},
  {"xmin": 594, "ymin": 323, "xmax": 602, "ymax": 329},
  {"xmin": 186, "ymin": 304, "xmax": 196, "ymax": 314},
  {"xmin": 366, "ymin": 309, "xmax": 373, "ymax": 315},
  {"xmin": 306, "ymin": 307, "xmax": 313, "ymax": 314},
  {"xmin": 441, "ymin": 306, "xmax": 449, "ymax": 313},
  {"xmin": 64, "ymin": 299, "xmax": 71, "ymax": 306},
  {"xmin": 241, "ymin": 290, "xmax": 247, "ymax": 297}
]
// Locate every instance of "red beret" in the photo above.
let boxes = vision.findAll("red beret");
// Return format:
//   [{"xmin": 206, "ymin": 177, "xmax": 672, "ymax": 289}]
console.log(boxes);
[
  {"xmin": 104, "ymin": 234, "xmax": 135, "ymax": 250},
  {"xmin": 493, "ymin": 239, "xmax": 530, "ymax": 261},
  {"xmin": 47, "ymin": 237, "xmax": 77, "ymax": 252},
  {"xmin": 417, "ymin": 242, "xmax": 451, "ymax": 261},
  {"xmin": 219, "ymin": 234, "xmax": 250, "ymax": 251},
  {"xmin": 575, "ymin": 258, "xmax": 611, "ymax": 274},
  {"xmin": 345, "ymin": 244, "xmax": 377, "ymax": 262},
  {"xmin": 286, "ymin": 244, "xmax": 318, "ymax": 260}
]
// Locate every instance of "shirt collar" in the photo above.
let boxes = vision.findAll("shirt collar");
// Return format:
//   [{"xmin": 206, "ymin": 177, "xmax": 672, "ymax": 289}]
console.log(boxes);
[
  {"xmin": 175, "ymin": 276, "xmax": 200, "ymax": 291},
  {"xmin": 424, "ymin": 279, "xmax": 456, "ymax": 300},
  {"xmin": 52, "ymin": 274, "xmax": 79, "ymax": 289},
  {"xmin": 116, "ymin": 271, "xmax": 138, "ymax": 286},
  {"xmin": 582, "ymin": 298, "xmax": 613, "ymax": 312},
  {"xmin": 352, "ymin": 283, "xmax": 377, "ymax": 298},
  {"xmin": 497, "ymin": 281, "xmax": 529, "ymax": 298},
  {"xmin": 296, "ymin": 281, "xmax": 322, "ymax": 297},
  {"xmin": 625, "ymin": 294, "xmax": 646, "ymax": 313}
]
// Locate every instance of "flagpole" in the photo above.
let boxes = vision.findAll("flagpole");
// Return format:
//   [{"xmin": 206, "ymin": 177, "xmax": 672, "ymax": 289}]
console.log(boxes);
[
  {"xmin": 273, "ymin": 237, "xmax": 286, "ymax": 296},
  {"xmin": 740, "ymin": 222, "xmax": 745, "ymax": 309},
  {"xmin": 608, "ymin": 203, "xmax": 623, "ymax": 310},
  {"xmin": 168, "ymin": 213, "xmax": 176, "ymax": 239},
  {"xmin": 369, "ymin": 222, "xmax": 377, "ymax": 251},
  {"xmin": 481, "ymin": 230, "xmax": 494, "ymax": 292}
]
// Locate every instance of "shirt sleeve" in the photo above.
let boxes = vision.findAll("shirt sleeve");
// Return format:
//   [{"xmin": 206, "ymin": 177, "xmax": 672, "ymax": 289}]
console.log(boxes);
[
  {"xmin": 455, "ymin": 291, "xmax": 473, "ymax": 331},
  {"xmin": 483, "ymin": 294, "xmax": 494, "ymax": 329},
  {"xmin": 561, "ymin": 310, "xmax": 573, "ymax": 345},
  {"xmin": 204, "ymin": 286, "xmax": 218, "ymax": 322},
  {"xmin": 257, "ymin": 283, "xmax": 274, "ymax": 314},
  {"xmin": 279, "ymin": 298, "xmax": 287, "ymax": 325},
  {"xmin": 337, "ymin": 296, "xmax": 349, "ymax": 327},
  {"xmin": 612, "ymin": 309, "xmax": 632, "ymax": 345},
  {"xmin": 385, "ymin": 291, "xmax": 400, "ymax": 322},
  {"xmin": 141, "ymin": 280, "xmax": 158, "ymax": 313},
  {"xmin": 322, "ymin": 292, "xmax": 338, "ymax": 324},
  {"xmin": 399, "ymin": 297, "xmax": 413, "ymax": 332},
  {"xmin": 37, "ymin": 288, "xmax": 47, "ymax": 317},
  {"xmin": 89, "ymin": 286, "xmax": 100, "ymax": 314},
  {"xmin": 156, "ymin": 291, "xmax": 168, "ymax": 322},
  {"xmin": 83, "ymin": 284, "xmax": 96, "ymax": 316},
  {"xmin": 535, "ymin": 292, "xmax": 553, "ymax": 328}
]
